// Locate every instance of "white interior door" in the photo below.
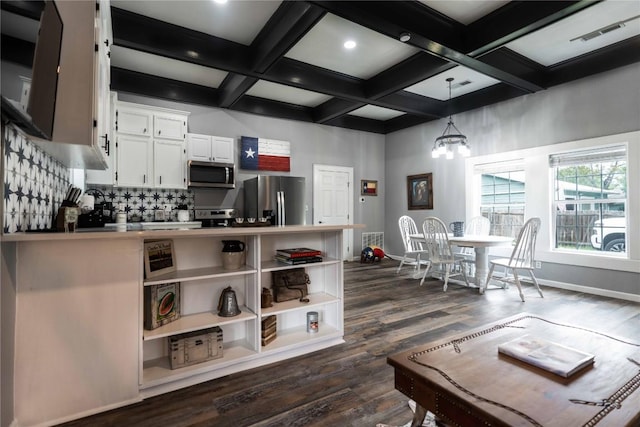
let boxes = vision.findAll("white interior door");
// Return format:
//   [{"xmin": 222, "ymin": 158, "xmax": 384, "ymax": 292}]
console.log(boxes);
[{"xmin": 313, "ymin": 164, "xmax": 353, "ymax": 261}]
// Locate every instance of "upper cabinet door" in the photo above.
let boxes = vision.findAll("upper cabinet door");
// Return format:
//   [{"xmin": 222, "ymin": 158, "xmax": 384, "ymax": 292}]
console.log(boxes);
[
  {"xmin": 154, "ymin": 139, "xmax": 186, "ymax": 189},
  {"xmin": 212, "ymin": 136, "xmax": 234, "ymax": 164},
  {"xmin": 154, "ymin": 113, "xmax": 186, "ymax": 140},
  {"xmin": 116, "ymin": 134, "xmax": 153, "ymax": 188},
  {"xmin": 187, "ymin": 133, "xmax": 213, "ymax": 162},
  {"xmin": 117, "ymin": 107, "xmax": 152, "ymax": 137},
  {"xmin": 92, "ymin": 0, "xmax": 112, "ymax": 165}
]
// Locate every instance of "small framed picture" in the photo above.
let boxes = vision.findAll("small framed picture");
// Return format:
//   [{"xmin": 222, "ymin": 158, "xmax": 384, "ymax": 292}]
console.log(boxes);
[
  {"xmin": 407, "ymin": 173, "xmax": 433, "ymax": 210},
  {"xmin": 361, "ymin": 179, "xmax": 378, "ymax": 196},
  {"xmin": 144, "ymin": 239, "xmax": 177, "ymax": 278}
]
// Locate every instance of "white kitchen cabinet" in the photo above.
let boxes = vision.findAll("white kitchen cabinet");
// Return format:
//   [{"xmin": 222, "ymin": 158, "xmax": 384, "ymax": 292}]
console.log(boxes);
[
  {"xmin": 187, "ymin": 133, "xmax": 234, "ymax": 164},
  {"xmin": 116, "ymin": 106, "xmax": 153, "ymax": 137},
  {"xmin": 154, "ymin": 139, "xmax": 186, "ymax": 189},
  {"xmin": 116, "ymin": 133, "xmax": 153, "ymax": 187},
  {"xmin": 86, "ymin": 92, "xmax": 117, "ymax": 185},
  {"xmin": 154, "ymin": 113, "xmax": 186, "ymax": 141},
  {"xmin": 113, "ymin": 100, "xmax": 189, "ymax": 189},
  {"xmin": 27, "ymin": 0, "xmax": 111, "ymax": 169},
  {"xmin": 92, "ymin": 0, "xmax": 112, "ymax": 164},
  {"xmin": 139, "ymin": 228, "xmax": 343, "ymax": 397}
]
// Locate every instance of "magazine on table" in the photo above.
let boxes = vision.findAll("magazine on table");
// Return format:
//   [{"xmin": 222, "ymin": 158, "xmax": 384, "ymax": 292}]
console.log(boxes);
[{"xmin": 498, "ymin": 334, "xmax": 595, "ymax": 378}]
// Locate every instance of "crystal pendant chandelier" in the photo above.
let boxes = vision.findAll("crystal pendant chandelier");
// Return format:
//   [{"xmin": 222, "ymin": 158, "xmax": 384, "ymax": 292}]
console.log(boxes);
[{"xmin": 432, "ymin": 77, "xmax": 470, "ymax": 159}]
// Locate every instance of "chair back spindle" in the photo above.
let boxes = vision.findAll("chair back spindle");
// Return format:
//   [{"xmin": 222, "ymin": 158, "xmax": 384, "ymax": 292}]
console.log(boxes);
[
  {"xmin": 423, "ymin": 217, "xmax": 454, "ymax": 263},
  {"xmin": 508, "ymin": 217, "xmax": 541, "ymax": 269}
]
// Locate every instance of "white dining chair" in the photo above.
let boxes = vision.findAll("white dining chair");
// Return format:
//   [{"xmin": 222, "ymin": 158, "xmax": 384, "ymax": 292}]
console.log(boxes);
[
  {"xmin": 459, "ymin": 216, "xmax": 491, "ymax": 276},
  {"xmin": 420, "ymin": 217, "xmax": 469, "ymax": 291},
  {"xmin": 485, "ymin": 217, "xmax": 544, "ymax": 302},
  {"xmin": 397, "ymin": 216, "xmax": 430, "ymax": 275}
]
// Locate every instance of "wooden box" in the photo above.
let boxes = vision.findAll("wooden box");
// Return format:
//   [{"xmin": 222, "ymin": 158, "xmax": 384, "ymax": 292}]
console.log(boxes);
[{"xmin": 169, "ymin": 326, "xmax": 223, "ymax": 369}]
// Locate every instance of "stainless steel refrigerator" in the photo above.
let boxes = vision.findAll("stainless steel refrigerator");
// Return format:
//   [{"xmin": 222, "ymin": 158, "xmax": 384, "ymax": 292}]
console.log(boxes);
[{"xmin": 244, "ymin": 175, "xmax": 306, "ymax": 225}]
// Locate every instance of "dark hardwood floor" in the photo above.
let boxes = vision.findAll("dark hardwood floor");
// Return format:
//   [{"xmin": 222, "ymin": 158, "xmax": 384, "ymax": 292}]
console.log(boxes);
[{"xmin": 60, "ymin": 260, "xmax": 640, "ymax": 427}]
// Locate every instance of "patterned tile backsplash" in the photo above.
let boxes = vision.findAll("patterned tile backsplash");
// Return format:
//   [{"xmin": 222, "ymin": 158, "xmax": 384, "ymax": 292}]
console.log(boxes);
[
  {"xmin": 3, "ymin": 125, "xmax": 194, "ymax": 233},
  {"xmin": 86, "ymin": 186, "xmax": 194, "ymax": 223},
  {"xmin": 3, "ymin": 125, "xmax": 70, "ymax": 233}
]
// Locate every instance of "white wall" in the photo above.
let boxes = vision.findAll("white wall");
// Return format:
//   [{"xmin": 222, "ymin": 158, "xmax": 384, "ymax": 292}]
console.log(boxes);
[{"xmin": 385, "ymin": 63, "xmax": 640, "ymax": 296}]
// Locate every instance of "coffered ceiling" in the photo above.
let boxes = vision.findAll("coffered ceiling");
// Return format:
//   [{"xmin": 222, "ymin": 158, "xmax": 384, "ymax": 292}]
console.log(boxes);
[{"xmin": 2, "ymin": 0, "xmax": 640, "ymax": 134}]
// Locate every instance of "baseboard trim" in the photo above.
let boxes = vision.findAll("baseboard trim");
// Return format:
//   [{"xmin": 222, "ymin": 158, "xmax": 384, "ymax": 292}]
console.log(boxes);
[
  {"xmin": 538, "ymin": 278, "xmax": 640, "ymax": 303},
  {"xmin": 387, "ymin": 253, "xmax": 640, "ymax": 303}
]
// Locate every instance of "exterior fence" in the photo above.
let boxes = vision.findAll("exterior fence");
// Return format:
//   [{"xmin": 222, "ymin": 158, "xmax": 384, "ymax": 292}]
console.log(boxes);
[
  {"xmin": 484, "ymin": 211, "xmax": 623, "ymax": 249},
  {"xmin": 555, "ymin": 211, "xmax": 624, "ymax": 249},
  {"xmin": 485, "ymin": 213, "xmax": 524, "ymax": 239}
]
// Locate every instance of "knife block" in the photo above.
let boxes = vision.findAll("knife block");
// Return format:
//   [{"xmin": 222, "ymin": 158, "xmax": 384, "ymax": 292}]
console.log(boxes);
[{"xmin": 56, "ymin": 206, "xmax": 79, "ymax": 232}]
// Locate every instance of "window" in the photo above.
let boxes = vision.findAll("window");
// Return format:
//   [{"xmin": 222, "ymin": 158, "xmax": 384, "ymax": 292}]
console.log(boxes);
[
  {"xmin": 550, "ymin": 145, "xmax": 627, "ymax": 254},
  {"xmin": 475, "ymin": 160, "xmax": 525, "ymax": 238}
]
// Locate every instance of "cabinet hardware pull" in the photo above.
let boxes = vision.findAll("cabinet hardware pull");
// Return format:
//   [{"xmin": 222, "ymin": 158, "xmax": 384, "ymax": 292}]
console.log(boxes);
[
  {"xmin": 99, "ymin": 133, "xmax": 109, "ymax": 154},
  {"xmin": 160, "ymin": 176, "xmax": 162, "ymax": 185},
  {"xmin": 144, "ymin": 174, "xmax": 146, "ymax": 183},
  {"xmin": 143, "ymin": 128, "xmax": 147, "ymax": 133}
]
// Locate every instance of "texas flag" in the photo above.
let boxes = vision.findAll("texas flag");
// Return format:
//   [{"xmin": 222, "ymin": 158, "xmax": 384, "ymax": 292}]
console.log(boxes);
[{"xmin": 240, "ymin": 136, "xmax": 291, "ymax": 172}]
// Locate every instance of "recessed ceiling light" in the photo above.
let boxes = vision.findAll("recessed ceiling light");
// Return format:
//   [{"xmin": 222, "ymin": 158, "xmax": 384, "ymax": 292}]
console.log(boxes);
[
  {"xmin": 344, "ymin": 40, "xmax": 356, "ymax": 49},
  {"xmin": 213, "ymin": 0, "xmax": 227, "ymax": 4}
]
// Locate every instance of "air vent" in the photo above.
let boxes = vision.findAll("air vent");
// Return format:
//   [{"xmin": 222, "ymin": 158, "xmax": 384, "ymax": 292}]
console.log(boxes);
[
  {"xmin": 571, "ymin": 15, "xmax": 640, "ymax": 42},
  {"xmin": 451, "ymin": 80, "xmax": 472, "ymax": 90}
]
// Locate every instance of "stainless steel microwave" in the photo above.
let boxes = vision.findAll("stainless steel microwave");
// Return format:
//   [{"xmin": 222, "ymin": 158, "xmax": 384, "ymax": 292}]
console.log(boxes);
[{"xmin": 187, "ymin": 161, "xmax": 235, "ymax": 188}]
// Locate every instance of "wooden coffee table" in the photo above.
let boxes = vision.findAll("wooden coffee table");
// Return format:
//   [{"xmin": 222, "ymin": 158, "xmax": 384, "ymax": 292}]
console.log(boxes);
[{"xmin": 388, "ymin": 313, "xmax": 640, "ymax": 427}]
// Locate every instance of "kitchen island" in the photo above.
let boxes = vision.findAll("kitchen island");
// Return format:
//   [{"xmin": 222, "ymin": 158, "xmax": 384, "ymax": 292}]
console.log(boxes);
[{"xmin": 1, "ymin": 224, "xmax": 361, "ymax": 427}]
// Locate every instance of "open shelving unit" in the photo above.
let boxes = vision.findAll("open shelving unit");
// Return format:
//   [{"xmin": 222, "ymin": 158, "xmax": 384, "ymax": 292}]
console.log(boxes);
[{"xmin": 139, "ymin": 228, "xmax": 344, "ymax": 396}]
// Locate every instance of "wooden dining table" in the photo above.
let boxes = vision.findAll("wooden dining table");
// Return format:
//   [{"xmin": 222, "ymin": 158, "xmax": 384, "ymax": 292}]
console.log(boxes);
[{"xmin": 409, "ymin": 233, "xmax": 513, "ymax": 293}]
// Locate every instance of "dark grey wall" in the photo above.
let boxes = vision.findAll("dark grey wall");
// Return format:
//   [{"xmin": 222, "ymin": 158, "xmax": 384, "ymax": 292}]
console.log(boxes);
[{"xmin": 384, "ymin": 63, "xmax": 640, "ymax": 297}]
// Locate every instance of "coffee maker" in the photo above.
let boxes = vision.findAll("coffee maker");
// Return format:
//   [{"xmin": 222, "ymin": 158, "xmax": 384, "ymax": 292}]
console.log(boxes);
[{"xmin": 77, "ymin": 189, "xmax": 113, "ymax": 228}]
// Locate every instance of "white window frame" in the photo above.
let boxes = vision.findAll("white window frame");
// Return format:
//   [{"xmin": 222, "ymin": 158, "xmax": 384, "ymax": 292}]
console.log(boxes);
[
  {"xmin": 464, "ymin": 131, "xmax": 639, "ymax": 273},
  {"xmin": 550, "ymin": 145, "xmax": 627, "ymax": 255}
]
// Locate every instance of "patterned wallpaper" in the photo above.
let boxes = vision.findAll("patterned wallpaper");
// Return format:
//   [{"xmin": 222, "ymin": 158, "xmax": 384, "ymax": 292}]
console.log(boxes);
[
  {"xmin": 3, "ymin": 125, "xmax": 70, "ymax": 233},
  {"xmin": 3, "ymin": 125, "xmax": 195, "ymax": 233}
]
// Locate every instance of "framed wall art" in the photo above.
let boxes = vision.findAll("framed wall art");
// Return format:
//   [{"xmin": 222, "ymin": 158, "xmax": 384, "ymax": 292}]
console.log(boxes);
[
  {"xmin": 361, "ymin": 180, "xmax": 378, "ymax": 196},
  {"xmin": 407, "ymin": 173, "xmax": 433, "ymax": 210},
  {"xmin": 144, "ymin": 239, "xmax": 177, "ymax": 278}
]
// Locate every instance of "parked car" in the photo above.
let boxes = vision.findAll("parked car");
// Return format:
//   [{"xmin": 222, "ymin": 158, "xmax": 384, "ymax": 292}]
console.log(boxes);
[{"xmin": 591, "ymin": 217, "xmax": 626, "ymax": 252}]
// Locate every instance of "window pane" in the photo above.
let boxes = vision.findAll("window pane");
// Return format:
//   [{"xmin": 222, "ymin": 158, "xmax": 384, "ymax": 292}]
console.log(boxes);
[
  {"xmin": 552, "ymin": 146, "xmax": 627, "ymax": 255},
  {"xmin": 480, "ymin": 169, "xmax": 525, "ymax": 238},
  {"xmin": 555, "ymin": 203, "xmax": 626, "ymax": 253}
]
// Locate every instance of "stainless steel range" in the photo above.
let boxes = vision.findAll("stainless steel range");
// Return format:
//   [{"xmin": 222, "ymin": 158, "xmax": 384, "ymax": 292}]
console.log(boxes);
[{"xmin": 193, "ymin": 207, "xmax": 238, "ymax": 227}]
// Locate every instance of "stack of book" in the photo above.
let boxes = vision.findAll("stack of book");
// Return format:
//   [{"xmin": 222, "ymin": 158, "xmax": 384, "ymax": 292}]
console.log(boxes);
[
  {"xmin": 275, "ymin": 247, "xmax": 323, "ymax": 265},
  {"xmin": 261, "ymin": 315, "xmax": 277, "ymax": 346}
]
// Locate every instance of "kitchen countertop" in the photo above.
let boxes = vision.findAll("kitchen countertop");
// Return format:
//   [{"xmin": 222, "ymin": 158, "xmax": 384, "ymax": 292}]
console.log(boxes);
[{"xmin": 1, "ymin": 223, "xmax": 364, "ymax": 242}]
